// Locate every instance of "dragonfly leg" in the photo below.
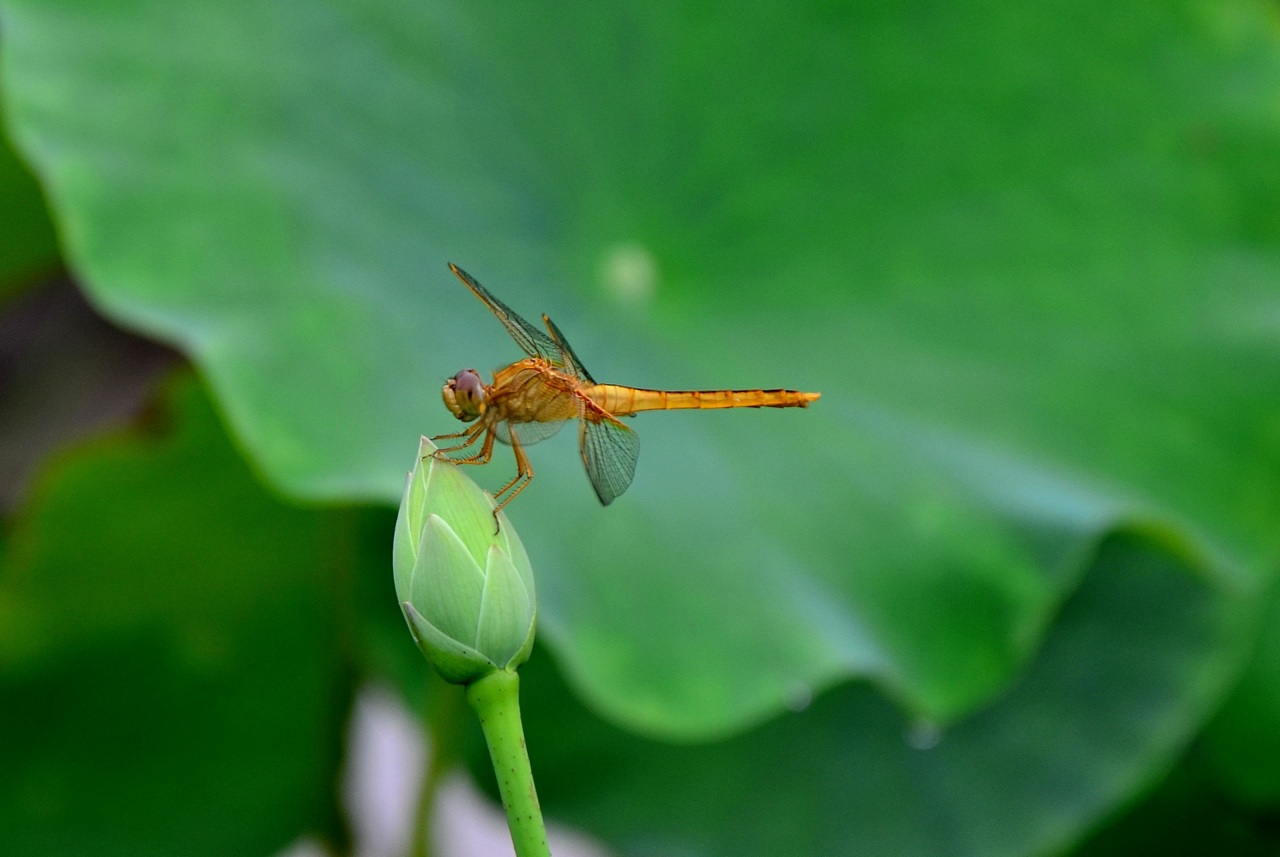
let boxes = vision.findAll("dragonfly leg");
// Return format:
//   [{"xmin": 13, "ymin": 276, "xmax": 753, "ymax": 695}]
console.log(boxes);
[
  {"xmin": 431, "ymin": 421, "xmax": 487, "ymax": 456},
  {"xmin": 491, "ymin": 438, "xmax": 534, "ymax": 520},
  {"xmin": 439, "ymin": 426, "xmax": 496, "ymax": 466}
]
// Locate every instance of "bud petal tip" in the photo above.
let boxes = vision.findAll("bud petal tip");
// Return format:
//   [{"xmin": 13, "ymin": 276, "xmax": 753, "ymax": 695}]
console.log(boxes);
[{"xmin": 402, "ymin": 601, "xmax": 498, "ymax": 684}]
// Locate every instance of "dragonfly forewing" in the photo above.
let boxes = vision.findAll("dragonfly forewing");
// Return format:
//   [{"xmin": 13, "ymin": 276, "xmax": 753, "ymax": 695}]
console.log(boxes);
[{"xmin": 448, "ymin": 263, "xmax": 563, "ymax": 365}]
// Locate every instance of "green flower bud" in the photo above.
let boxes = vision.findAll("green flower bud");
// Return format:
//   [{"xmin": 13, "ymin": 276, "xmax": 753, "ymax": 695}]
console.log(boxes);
[{"xmin": 393, "ymin": 437, "xmax": 537, "ymax": 684}]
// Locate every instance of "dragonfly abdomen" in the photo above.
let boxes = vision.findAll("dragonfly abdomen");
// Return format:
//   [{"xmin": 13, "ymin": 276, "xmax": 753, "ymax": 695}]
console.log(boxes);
[{"xmin": 588, "ymin": 384, "xmax": 820, "ymax": 415}]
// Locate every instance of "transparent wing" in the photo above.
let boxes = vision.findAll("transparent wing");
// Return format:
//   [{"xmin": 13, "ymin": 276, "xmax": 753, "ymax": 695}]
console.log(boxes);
[
  {"xmin": 541, "ymin": 314, "xmax": 596, "ymax": 384},
  {"xmin": 494, "ymin": 418, "xmax": 568, "ymax": 447},
  {"xmin": 449, "ymin": 262, "xmax": 562, "ymax": 364},
  {"xmin": 578, "ymin": 404, "xmax": 640, "ymax": 506}
]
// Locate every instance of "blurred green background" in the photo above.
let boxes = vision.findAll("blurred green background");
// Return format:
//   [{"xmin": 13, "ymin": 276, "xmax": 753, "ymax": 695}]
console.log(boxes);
[{"xmin": 2, "ymin": 1, "xmax": 1280, "ymax": 855}]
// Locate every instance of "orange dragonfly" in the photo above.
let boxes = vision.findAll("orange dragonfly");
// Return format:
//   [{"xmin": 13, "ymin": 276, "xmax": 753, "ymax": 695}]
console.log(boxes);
[{"xmin": 433, "ymin": 263, "xmax": 821, "ymax": 513}]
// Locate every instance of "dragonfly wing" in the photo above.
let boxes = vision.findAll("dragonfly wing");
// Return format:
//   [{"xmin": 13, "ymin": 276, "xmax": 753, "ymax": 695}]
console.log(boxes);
[
  {"xmin": 541, "ymin": 314, "xmax": 595, "ymax": 384},
  {"xmin": 495, "ymin": 418, "xmax": 568, "ymax": 447},
  {"xmin": 449, "ymin": 263, "xmax": 562, "ymax": 363},
  {"xmin": 578, "ymin": 403, "xmax": 640, "ymax": 506}
]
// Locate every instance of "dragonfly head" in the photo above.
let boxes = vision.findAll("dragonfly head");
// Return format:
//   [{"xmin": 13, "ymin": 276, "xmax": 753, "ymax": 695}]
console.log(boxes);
[{"xmin": 442, "ymin": 369, "xmax": 486, "ymax": 422}]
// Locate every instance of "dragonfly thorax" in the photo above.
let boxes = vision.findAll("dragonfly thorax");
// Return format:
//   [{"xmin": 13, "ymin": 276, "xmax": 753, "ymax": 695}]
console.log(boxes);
[{"xmin": 442, "ymin": 368, "xmax": 486, "ymax": 422}]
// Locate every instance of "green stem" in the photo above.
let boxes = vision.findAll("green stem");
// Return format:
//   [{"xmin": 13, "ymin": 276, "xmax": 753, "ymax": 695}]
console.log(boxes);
[{"xmin": 465, "ymin": 670, "xmax": 551, "ymax": 857}]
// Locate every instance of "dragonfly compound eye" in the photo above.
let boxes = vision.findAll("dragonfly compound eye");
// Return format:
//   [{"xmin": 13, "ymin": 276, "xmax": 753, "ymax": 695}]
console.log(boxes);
[{"xmin": 442, "ymin": 369, "xmax": 485, "ymax": 421}]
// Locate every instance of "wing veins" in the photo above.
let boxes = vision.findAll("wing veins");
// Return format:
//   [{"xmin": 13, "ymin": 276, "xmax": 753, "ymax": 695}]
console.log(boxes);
[
  {"xmin": 449, "ymin": 263, "xmax": 561, "ymax": 363},
  {"xmin": 542, "ymin": 314, "xmax": 595, "ymax": 384},
  {"xmin": 578, "ymin": 399, "xmax": 639, "ymax": 506}
]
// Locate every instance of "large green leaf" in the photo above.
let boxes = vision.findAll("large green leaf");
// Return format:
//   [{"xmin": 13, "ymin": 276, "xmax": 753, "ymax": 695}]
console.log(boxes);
[
  {"xmin": 2, "ymin": 0, "xmax": 1278, "ymax": 743},
  {"xmin": 0, "ymin": 376, "xmax": 349, "ymax": 856},
  {"xmin": 1073, "ymin": 764, "xmax": 1280, "ymax": 857},
  {"xmin": 1197, "ymin": 584, "xmax": 1280, "ymax": 805},
  {"xmin": 514, "ymin": 533, "xmax": 1254, "ymax": 857},
  {"xmin": 0, "ymin": 64, "xmax": 58, "ymax": 293}
]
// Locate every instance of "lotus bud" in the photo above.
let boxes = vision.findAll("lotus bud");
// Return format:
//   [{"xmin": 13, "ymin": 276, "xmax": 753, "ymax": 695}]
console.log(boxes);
[{"xmin": 393, "ymin": 437, "xmax": 536, "ymax": 684}]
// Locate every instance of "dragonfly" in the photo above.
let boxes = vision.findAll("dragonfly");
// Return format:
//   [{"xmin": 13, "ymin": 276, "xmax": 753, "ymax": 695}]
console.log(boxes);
[{"xmin": 433, "ymin": 262, "xmax": 821, "ymax": 514}]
